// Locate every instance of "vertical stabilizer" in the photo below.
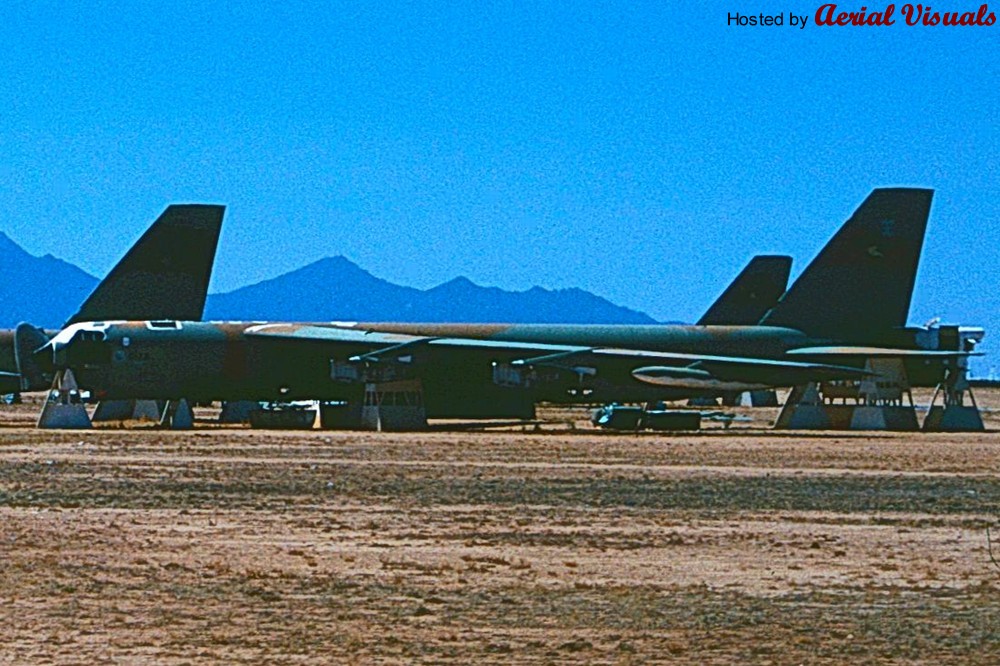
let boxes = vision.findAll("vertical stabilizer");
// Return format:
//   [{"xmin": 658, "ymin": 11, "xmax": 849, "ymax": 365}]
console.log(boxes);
[
  {"xmin": 67, "ymin": 204, "xmax": 225, "ymax": 325},
  {"xmin": 760, "ymin": 188, "xmax": 932, "ymax": 341},
  {"xmin": 697, "ymin": 255, "xmax": 791, "ymax": 326}
]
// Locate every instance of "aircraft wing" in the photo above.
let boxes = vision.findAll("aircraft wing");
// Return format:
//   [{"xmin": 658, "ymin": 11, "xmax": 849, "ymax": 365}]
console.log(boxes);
[
  {"xmin": 245, "ymin": 323, "xmax": 592, "ymax": 355},
  {"xmin": 244, "ymin": 323, "xmax": 869, "ymax": 391}
]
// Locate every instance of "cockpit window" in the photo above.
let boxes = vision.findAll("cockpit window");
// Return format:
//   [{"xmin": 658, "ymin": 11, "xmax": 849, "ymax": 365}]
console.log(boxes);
[{"xmin": 146, "ymin": 320, "xmax": 182, "ymax": 330}]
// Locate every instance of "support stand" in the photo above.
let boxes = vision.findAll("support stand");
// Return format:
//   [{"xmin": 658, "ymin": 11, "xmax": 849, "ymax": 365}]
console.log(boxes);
[
  {"xmin": 849, "ymin": 358, "xmax": 919, "ymax": 431},
  {"xmin": 774, "ymin": 358, "xmax": 918, "ymax": 431},
  {"xmin": 923, "ymin": 369, "xmax": 985, "ymax": 432},
  {"xmin": 159, "ymin": 399, "xmax": 194, "ymax": 430},
  {"xmin": 360, "ymin": 379, "xmax": 427, "ymax": 431},
  {"xmin": 773, "ymin": 383, "xmax": 835, "ymax": 429},
  {"xmin": 723, "ymin": 390, "xmax": 779, "ymax": 407},
  {"xmin": 37, "ymin": 369, "xmax": 92, "ymax": 429},
  {"xmin": 92, "ymin": 399, "xmax": 162, "ymax": 422}
]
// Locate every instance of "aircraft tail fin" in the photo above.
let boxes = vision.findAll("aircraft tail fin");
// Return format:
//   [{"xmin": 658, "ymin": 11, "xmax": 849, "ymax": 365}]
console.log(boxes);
[
  {"xmin": 697, "ymin": 255, "xmax": 791, "ymax": 326},
  {"xmin": 760, "ymin": 188, "xmax": 933, "ymax": 341},
  {"xmin": 67, "ymin": 204, "xmax": 224, "ymax": 325}
]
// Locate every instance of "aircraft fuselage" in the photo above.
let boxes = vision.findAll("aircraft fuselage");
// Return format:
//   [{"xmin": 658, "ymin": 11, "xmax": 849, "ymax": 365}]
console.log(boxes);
[{"xmin": 54, "ymin": 320, "xmax": 818, "ymax": 403}]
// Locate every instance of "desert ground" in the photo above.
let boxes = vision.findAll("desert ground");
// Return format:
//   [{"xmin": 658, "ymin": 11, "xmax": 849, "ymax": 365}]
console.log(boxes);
[{"xmin": 1, "ymin": 390, "xmax": 999, "ymax": 664}]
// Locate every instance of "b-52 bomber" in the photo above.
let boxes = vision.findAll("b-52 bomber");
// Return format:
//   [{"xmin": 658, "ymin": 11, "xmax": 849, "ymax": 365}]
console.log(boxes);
[{"xmin": 25, "ymin": 187, "xmax": 977, "ymax": 429}]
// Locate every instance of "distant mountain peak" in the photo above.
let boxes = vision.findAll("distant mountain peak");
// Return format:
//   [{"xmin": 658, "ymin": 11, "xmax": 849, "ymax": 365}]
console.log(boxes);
[
  {"xmin": 318, "ymin": 255, "xmax": 361, "ymax": 269},
  {"xmin": 240, "ymin": 255, "xmax": 380, "ymax": 291},
  {"xmin": 0, "ymin": 232, "xmax": 98, "ymax": 328},
  {"xmin": 295, "ymin": 255, "xmax": 364, "ymax": 273},
  {"xmin": 432, "ymin": 276, "xmax": 478, "ymax": 290}
]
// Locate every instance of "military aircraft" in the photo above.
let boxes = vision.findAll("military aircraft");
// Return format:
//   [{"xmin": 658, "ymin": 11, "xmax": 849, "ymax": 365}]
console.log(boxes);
[
  {"xmin": 0, "ymin": 204, "xmax": 224, "ymax": 395},
  {"xmin": 696, "ymin": 255, "xmax": 791, "ymax": 326},
  {"xmin": 30, "ymin": 187, "xmax": 973, "ymax": 426}
]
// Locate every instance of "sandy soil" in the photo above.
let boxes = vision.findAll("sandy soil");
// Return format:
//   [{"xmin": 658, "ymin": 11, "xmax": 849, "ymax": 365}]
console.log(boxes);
[{"xmin": 1, "ymin": 391, "xmax": 999, "ymax": 664}]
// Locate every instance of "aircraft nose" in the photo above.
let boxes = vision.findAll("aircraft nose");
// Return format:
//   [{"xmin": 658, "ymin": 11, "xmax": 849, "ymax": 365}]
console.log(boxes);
[{"xmin": 39, "ymin": 327, "xmax": 109, "ymax": 369}]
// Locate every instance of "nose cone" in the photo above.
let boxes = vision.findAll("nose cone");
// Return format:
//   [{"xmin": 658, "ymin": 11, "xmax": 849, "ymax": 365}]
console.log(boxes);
[{"xmin": 36, "ymin": 322, "xmax": 111, "ymax": 371}]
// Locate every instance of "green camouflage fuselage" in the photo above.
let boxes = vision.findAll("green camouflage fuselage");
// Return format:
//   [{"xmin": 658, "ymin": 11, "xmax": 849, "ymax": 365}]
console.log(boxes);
[{"xmin": 51, "ymin": 320, "xmax": 953, "ymax": 411}]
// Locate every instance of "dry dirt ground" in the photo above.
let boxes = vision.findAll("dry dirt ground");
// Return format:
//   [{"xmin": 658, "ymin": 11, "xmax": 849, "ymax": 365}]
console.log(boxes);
[{"xmin": 1, "ymin": 391, "xmax": 1000, "ymax": 664}]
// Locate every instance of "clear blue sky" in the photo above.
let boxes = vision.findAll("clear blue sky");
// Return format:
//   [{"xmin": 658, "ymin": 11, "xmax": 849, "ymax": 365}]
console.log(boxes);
[{"xmin": 1, "ymin": 2, "xmax": 997, "ymax": 367}]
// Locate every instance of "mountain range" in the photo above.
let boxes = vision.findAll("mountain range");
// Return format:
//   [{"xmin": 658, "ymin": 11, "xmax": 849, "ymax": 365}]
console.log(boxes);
[
  {"xmin": 0, "ymin": 231, "xmax": 98, "ymax": 327},
  {"xmin": 0, "ymin": 232, "xmax": 659, "ymax": 328}
]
